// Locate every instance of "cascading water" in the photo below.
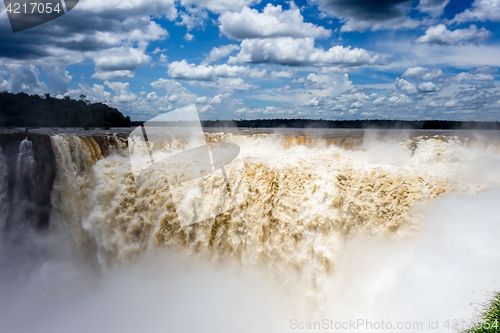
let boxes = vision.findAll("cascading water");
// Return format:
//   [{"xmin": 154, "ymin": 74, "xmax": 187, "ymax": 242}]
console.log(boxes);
[
  {"xmin": 1, "ymin": 129, "xmax": 500, "ymax": 332},
  {"xmin": 49, "ymin": 135, "xmax": 104, "ymax": 258},
  {"xmin": 0, "ymin": 137, "xmax": 50, "ymax": 282},
  {"xmin": 9, "ymin": 139, "xmax": 38, "ymax": 235},
  {"xmin": 0, "ymin": 138, "xmax": 39, "ymax": 244},
  {"xmin": 0, "ymin": 147, "xmax": 8, "ymax": 239}
]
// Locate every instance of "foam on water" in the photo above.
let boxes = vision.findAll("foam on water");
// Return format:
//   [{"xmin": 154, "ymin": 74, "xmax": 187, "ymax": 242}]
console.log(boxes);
[{"xmin": 2, "ymin": 131, "xmax": 500, "ymax": 332}]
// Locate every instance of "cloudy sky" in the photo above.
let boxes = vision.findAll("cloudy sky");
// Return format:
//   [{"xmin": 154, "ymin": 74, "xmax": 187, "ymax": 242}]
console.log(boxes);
[{"xmin": 1, "ymin": 0, "xmax": 500, "ymax": 120}]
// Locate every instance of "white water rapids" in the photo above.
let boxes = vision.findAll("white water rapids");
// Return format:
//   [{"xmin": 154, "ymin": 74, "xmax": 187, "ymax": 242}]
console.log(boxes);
[{"xmin": 1, "ymin": 129, "xmax": 500, "ymax": 332}]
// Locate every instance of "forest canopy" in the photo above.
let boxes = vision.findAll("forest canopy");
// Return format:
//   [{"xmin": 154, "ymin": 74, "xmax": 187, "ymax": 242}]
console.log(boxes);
[{"xmin": 0, "ymin": 92, "xmax": 131, "ymax": 128}]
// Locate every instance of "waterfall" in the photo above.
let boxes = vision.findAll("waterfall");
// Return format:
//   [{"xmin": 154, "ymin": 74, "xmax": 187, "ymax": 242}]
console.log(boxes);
[
  {"xmin": 46, "ymin": 132, "xmax": 494, "ymax": 301},
  {"xmin": 0, "ymin": 147, "xmax": 8, "ymax": 239},
  {"xmin": 1, "ymin": 130, "xmax": 500, "ymax": 333},
  {"xmin": 9, "ymin": 139, "xmax": 38, "ymax": 234}
]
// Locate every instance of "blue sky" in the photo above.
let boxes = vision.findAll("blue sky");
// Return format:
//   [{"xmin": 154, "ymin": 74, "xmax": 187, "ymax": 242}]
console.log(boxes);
[{"xmin": 1, "ymin": 0, "xmax": 500, "ymax": 121}]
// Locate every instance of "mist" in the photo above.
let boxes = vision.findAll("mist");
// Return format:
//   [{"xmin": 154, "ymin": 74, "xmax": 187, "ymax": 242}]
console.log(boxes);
[{"xmin": 1, "ymin": 129, "xmax": 500, "ymax": 332}]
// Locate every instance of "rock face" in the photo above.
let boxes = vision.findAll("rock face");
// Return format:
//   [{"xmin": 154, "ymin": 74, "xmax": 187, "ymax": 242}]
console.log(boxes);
[
  {"xmin": 28, "ymin": 132, "xmax": 58, "ymax": 229},
  {"xmin": 0, "ymin": 130, "xmax": 57, "ymax": 232}
]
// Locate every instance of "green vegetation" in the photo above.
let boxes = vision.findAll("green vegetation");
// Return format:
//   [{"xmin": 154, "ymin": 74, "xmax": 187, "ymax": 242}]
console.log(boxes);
[
  {"xmin": 464, "ymin": 292, "xmax": 500, "ymax": 332},
  {"xmin": 0, "ymin": 91, "xmax": 131, "ymax": 127},
  {"xmin": 201, "ymin": 119, "xmax": 500, "ymax": 130}
]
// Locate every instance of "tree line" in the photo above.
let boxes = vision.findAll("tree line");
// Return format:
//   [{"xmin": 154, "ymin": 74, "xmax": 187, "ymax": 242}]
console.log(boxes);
[
  {"xmin": 0, "ymin": 91, "xmax": 131, "ymax": 128},
  {"xmin": 201, "ymin": 119, "xmax": 500, "ymax": 130}
]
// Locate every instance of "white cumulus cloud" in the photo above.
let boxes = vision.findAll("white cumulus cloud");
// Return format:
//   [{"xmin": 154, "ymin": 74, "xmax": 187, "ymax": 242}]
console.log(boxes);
[
  {"xmin": 204, "ymin": 77, "xmax": 259, "ymax": 91},
  {"xmin": 395, "ymin": 78, "xmax": 418, "ymax": 94},
  {"xmin": 452, "ymin": 0, "xmax": 500, "ymax": 23},
  {"xmin": 219, "ymin": 3, "xmax": 331, "ymax": 40},
  {"xmin": 202, "ymin": 45, "xmax": 241, "ymax": 64},
  {"xmin": 451, "ymin": 72, "xmax": 495, "ymax": 82},
  {"xmin": 91, "ymin": 70, "xmax": 135, "ymax": 80},
  {"xmin": 184, "ymin": 33, "xmax": 195, "ymax": 41},
  {"xmin": 229, "ymin": 38, "xmax": 385, "ymax": 67},
  {"xmin": 104, "ymin": 81, "xmax": 138, "ymax": 103},
  {"xmin": 196, "ymin": 93, "xmax": 230, "ymax": 104},
  {"xmin": 159, "ymin": 54, "xmax": 168, "ymax": 63},
  {"xmin": 167, "ymin": 60, "xmax": 267, "ymax": 80},
  {"xmin": 402, "ymin": 66, "xmax": 443, "ymax": 80},
  {"xmin": 176, "ymin": 7, "xmax": 208, "ymax": 30},
  {"xmin": 415, "ymin": 24, "xmax": 491, "ymax": 45},
  {"xmin": 417, "ymin": 81, "xmax": 441, "ymax": 92},
  {"xmin": 151, "ymin": 78, "xmax": 191, "ymax": 95},
  {"xmin": 417, "ymin": 0, "xmax": 450, "ymax": 18},
  {"xmin": 92, "ymin": 46, "xmax": 151, "ymax": 72},
  {"xmin": 396, "ymin": 78, "xmax": 441, "ymax": 94}
]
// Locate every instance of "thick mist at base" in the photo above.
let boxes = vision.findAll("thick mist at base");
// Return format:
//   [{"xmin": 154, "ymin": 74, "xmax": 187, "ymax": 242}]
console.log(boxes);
[
  {"xmin": 2, "ymin": 190, "xmax": 500, "ymax": 332},
  {"xmin": 0, "ymin": 251, "xmax": 286, "ymax": 333},
  {"xmin": 1, "ymin": 130, "xmax": 500, "ymax": 332},
  {"xmin": 325, "ymin": 189, "xmax": 500, "ymax": 328}
]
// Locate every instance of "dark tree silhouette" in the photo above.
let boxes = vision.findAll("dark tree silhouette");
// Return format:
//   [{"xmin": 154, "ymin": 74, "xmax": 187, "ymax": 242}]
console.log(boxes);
[
  {"xmin": 0, "ymin": 91, "xmax": 131, "ymax": 128},
  {"xmin": 198, "ymin": 119, "xmax": 500, "ymax": 130}
]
